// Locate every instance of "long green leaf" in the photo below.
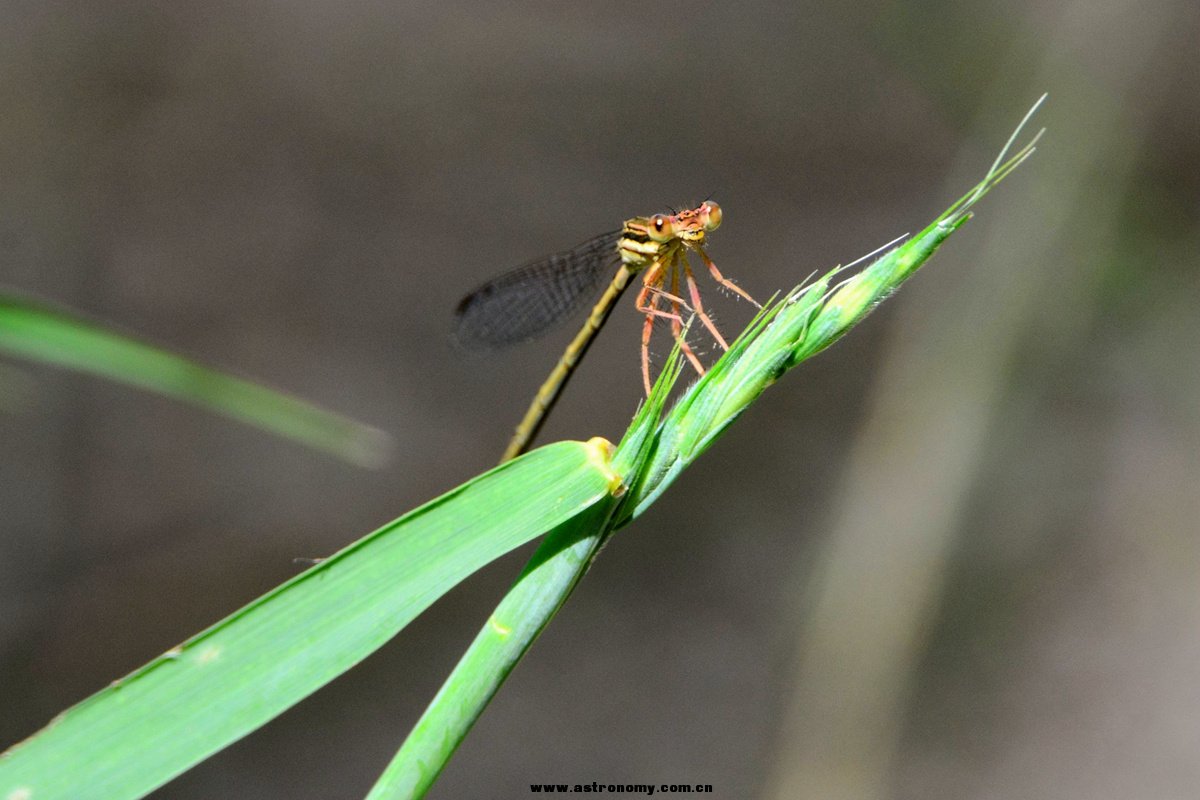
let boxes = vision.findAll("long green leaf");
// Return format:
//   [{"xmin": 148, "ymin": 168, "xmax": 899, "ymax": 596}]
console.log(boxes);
[
  {"xmin": 0, "ymin": 293, "xmax": 388, "ymax": 466},
  {"xmin": 0, "ymin": 439, "xmax": 622, "ymax": 800},
  {"xmin": 365, "ymin": 347, "xmax": 686, "ymax": 799}
]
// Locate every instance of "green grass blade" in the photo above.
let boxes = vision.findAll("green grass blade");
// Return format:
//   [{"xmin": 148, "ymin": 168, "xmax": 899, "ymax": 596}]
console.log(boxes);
[
  {"xmin": 0, "ymin": 439, "xmax": 621, "ymax": 800},
  {"xmin": 0, "ymin": 293, "xmax": 389, "ymax": 466},
  {"xmin": 621, "ymin": 100, "xmax": 1044, "ymax": 519},
  {"xmin": 365, "ymin": 345, "xmax": 686, "ymax": 800},
  {"xmin": 365, "ymin": 500, "xmax": 620, "ymax": 800},
  {"xmin": 365, "ymin": 98, "xmax": 1044, "ymax": 800}
]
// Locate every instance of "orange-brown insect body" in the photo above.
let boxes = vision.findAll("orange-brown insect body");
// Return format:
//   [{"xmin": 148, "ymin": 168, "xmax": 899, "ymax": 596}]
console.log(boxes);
[
  {"xmin": 609, "ymin": 201, "xmax": 757, "ymax": 398},
  {"xmin": 488, "ymin": 200, "xmax": 756, "ymax": 462}
]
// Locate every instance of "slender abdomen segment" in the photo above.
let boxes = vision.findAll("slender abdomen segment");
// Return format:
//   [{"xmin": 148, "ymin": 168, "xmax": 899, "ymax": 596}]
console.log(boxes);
[{"xmin": 499, "ymin": 263, "xmax": 639, "ymax": 463}]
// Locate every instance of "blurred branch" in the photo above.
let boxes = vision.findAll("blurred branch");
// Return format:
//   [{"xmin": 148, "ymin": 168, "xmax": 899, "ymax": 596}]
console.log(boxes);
[{"xmin": 763, "ymin": 5, "xmax": 1175, "ymax": 799}]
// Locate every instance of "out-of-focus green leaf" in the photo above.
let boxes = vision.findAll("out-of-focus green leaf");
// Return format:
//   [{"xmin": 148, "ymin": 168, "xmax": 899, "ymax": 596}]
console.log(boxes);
[{"xmin": 0, "ymin": 293, "xmax": 389, "ymax": 466}]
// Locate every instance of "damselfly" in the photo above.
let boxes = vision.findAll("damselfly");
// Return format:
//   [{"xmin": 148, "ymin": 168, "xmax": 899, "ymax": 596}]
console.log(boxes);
[{"xmin": 454, "ymin": 201, "xmax": 758, "ymax": 463}]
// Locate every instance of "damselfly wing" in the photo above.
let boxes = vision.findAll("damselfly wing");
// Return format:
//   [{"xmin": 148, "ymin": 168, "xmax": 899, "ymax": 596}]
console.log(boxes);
[{"xmin": 454, "ymin": 231, "xmax": 624, "ymax": 350}]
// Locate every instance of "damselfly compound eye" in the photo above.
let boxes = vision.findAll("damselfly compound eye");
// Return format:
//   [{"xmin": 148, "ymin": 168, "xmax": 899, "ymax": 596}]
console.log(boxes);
[
  {"xmin": 648, "ymin": 214, "xmax": 674, "ymax": 242},
  {"xmin": 700, "ymin": 201, "xmax": 722, "ymax": 231}
]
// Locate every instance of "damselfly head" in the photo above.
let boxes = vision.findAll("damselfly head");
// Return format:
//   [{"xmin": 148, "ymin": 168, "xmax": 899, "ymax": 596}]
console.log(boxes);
[{"xmin": 639, "ymin": 201, "xmax": 723, "ymax": 244}]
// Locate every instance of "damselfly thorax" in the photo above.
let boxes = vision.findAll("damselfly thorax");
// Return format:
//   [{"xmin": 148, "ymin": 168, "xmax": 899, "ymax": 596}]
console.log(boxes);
[{"xmin": 454, "ymin": 201, "xmax": 757, "ymax": 462}]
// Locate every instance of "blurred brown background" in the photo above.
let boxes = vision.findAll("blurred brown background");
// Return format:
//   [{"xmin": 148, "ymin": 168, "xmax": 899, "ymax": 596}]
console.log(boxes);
[{"xmin": 1, "ymin": 1, "xmax": 1197, "ymax": 798}]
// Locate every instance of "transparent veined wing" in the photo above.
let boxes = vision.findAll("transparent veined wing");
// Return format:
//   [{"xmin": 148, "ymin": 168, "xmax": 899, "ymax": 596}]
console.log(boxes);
[{"xmin": 454, "ymin": 231, "xmax": 623, "ymax": 349}]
